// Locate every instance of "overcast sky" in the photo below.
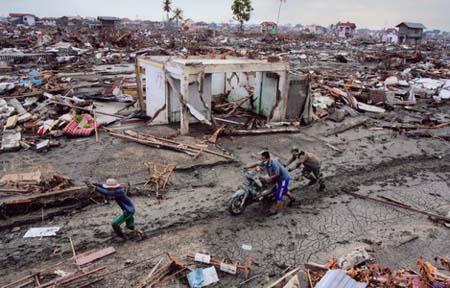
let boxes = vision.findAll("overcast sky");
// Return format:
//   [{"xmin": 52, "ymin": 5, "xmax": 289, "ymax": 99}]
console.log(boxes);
[{"xmin": 1, "ymin": 0, "xmax": 449, "ymax": 30}]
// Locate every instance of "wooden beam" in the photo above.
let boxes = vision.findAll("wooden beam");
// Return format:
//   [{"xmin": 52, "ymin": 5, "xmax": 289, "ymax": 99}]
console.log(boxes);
[
  {"xmin": 223, "ymin": 126, "xmax": 300, "ymax": 136},
  {"xmin": 266, "ymin": 267, "xmax": 301, "ymax": 288},
  {"xmin": 49, "ymin": 100, "xmax": 126, "ymax": 119},
  {"xmin": 135, "ymin": 58, "xmax": 145, "ymax": 111},
  {"xmin": 180, "ymin": 74, "xmax": 190, "ymax": 135},
  {"xmin": 345, "ymin": 191, "xmax": 450, "ymax": 224}
]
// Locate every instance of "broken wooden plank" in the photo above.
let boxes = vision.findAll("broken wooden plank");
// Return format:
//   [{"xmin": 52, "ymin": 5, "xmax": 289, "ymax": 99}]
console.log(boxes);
[
  {"xmin": 0, "ymin": 188, "xmax": 30, "ymax": 193},
  {"xmin": 49, "ymin": 100, "xmax": 126, "ymax": 119},
  {"xmin": 207, "ymin": 126, "xmax": 225, "ymax": 143},
  {"xmin": 223, "ymin": 126, "xmax": 300, "ymax": 136},
  {"xmin": 266, "ymin": 267, "xmax": 302, "ymax": 288},
  {"xmin": 39, "ymin": 266, "xmax": 106, "ymax": 288},
  {"xmin": 345, "ymin": 191, "xmax": 450, "ymax": 225},
  {"xmin": 283, "ymin": 274, "xmax": 300, "ymax": 288},
  {"xmin": 325, "ymin": 118, "xmax": 368, "ymax": 137},
  {"xmin": 135, "ymin": 58, "xmax": 145, "ymax": 111},
  {"xmin": 129, "ymin": 130, "xmax": 234, "ymax": 160},
  {"xmin": 107, "ymin": 130, "xmax": 197, "ymax": 156},
  {"xmin": 75, "ymin": 247, "xmax": 116, "ymax": 266}
]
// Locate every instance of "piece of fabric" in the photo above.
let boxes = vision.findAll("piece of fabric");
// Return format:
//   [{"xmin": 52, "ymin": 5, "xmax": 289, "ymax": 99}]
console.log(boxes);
[
  {"xmin": 94, "ymin": 185, "xmax": 135, "ymax": 214},
  {"xmin": 112, "ymin": 212, "xmax": 135, "ymax": 229},
  {"xmin": 62, "ymin": 114, "xmax": 97, "ymax": 137},
  {"xmin": 275, "ymin": 176, "xmax": 291, "ymax": 201},
  {"xmin": 259, "ymin": 159, "xmax": 289, "ymax": 181}
]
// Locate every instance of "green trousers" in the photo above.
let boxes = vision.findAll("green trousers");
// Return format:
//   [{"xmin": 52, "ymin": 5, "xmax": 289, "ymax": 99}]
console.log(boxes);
[{"xmin": 111, "ymin": 212, "xmax": 135, "ymax": 230}]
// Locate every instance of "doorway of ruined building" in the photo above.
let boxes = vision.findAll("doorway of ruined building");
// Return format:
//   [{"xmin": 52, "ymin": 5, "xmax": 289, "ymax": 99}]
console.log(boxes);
[{"xmin": 211, "ymin": 71, "xmax": 281, "ymax": 121}]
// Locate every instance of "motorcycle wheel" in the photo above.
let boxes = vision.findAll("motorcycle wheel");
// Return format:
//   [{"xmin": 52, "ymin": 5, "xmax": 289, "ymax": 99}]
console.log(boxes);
[{"xmin": 229, "ymin": 195, "xmax": 247, "ymax": 216}]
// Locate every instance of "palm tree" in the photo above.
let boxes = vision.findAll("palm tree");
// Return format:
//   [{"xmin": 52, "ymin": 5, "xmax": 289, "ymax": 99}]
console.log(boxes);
[
  {"xmin": 276, "ymin": 0, "xmax": 287, "ymax": 27},
  {"xmin": 163, "ymin": 0, "xmax": 172, "ymax": 23},
  {"xmin": 171, "ymin": 8, "xmax": 183, "ymax": 26}
]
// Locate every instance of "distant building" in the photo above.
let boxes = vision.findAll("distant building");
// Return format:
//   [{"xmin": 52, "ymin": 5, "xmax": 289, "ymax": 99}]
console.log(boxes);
[
  {"xmin": 305, "ymin": 24, "xmax": 327, "ymax": 35},
  {"xmin": 293, "ymin": 24, "xmax": 304, "ymax": 31},
  {"xmin": 9, "ymin": 13, "xmax": 36, "ymax": 26},
  {"xmin": 97, "ymin": 16, "xmax": 121, "ymax": 28},
  {"xmin": 396, "ymin": 22, "xmax": 426, "ymax": 45},
  {"xmin": 57, "ymin": 16, "xmax": 83, "ymax": 27},
  {"xmin": 193, "ymin": 21, "xmax": 209, "ymax": 30},
  {"xmin": 38, "ymin": 17, "xmax": 57, "ymax": 26},
  {"xmin": 424, "ymin": 30, "xmax": 441, "ymax": 40},
  {"xmin": 261, "ymin": 21, "xmax": 278, "ymax": 34},
  {"xmin": 333, "ymin": 21, "xmax": 356, "ymax": 38}
]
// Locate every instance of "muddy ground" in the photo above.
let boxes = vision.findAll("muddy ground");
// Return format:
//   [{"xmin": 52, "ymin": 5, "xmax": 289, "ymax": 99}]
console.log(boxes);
[{"xmin": 1, "ymin": 102, "xmax": 450, "ymax": 287}]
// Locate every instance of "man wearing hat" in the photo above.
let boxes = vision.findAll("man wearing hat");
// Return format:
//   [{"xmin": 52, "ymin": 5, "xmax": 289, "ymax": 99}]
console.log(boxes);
[
  {"xmin": 87, "ymin": 178, "xmax": 143, "ymax": 239},
  {"xmin": 285, "ymin": 146, "xmax": 325, "ymax": 191},
  {"xmin": 246, "ymin": 150, "xmax": 295, "ymax": 214}
]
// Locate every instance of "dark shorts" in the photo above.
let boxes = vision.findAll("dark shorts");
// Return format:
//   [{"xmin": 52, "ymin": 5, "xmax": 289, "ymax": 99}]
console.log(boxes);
[{"xmin": 304, "ymin": 165, "xmax": 321, "ymax": 177}]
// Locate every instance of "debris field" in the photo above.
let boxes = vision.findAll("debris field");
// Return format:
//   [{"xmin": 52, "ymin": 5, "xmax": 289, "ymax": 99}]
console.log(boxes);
[{"xmin": 0, "ymin": 20, "xmax": 450, "ymax": 288}]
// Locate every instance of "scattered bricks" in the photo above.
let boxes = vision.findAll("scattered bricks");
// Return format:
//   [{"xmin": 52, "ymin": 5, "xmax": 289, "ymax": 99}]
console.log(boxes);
[
  {"xmin": 1, "ymin": 130, "xmax": 21, "ymax": 152},
  {"xmin": 5, "ymin": 115, "xmax": 19, "ymax": 129}
]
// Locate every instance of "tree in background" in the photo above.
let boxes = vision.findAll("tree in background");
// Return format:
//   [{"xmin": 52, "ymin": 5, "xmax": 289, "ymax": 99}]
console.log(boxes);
[
  {"xmin": 171, "ymin": 8, "xmax": 184, "ymax": 26},
  {"xmin": 276, "ymin": 0, "xmax": 287, "ymax": 27},
  {"xmin": 232, "ymin": 0, "xmax": 253, "ymax": 31},
  {"xmin": 163, "ymin": 0, "xmax": 172, "ymax": 23}
]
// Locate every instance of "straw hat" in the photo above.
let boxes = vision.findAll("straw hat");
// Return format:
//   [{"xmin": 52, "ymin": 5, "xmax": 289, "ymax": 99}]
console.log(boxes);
[{"xmin": 102, "ymin": 178, "xmax": 121, "ymax": 189}]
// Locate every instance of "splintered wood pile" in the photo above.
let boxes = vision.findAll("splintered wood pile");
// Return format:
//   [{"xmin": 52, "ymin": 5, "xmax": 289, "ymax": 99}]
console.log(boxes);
[
  {"xmin": 0, "ymin": 170, "xmax": 72, "ymax": 194},
  {"xmin": 144, "ymin": 162, "xmax": 176, "ymax": 197},
  {"xmin": 106, "ymin": 129, "xmax": 234, "ymax": 160}
]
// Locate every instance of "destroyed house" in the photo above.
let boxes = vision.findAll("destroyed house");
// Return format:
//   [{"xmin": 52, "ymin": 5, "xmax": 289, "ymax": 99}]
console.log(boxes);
[
  {"xmin": 396, "ymin": 22, "xmax": 426, "ymax": 45},
  {"xmin": 305, "ymin": 24, "xmax": 327, "ymax": 35},
  {"xmin": 334, "ymin": 21, "xmax": 356, "ymax": 38},
  {"xmin": 381, "ymin": 28, "xmax": 399, "ymax": 43},
  {"xmin": 57, "ymin": 16, "xmax": 83, "ymax": 27},
  {"xmin": 136, "ymin": 56, "xmax": 312, "ymax": 135},
  {"xmin": 8, "ymin": 13, "xmax": 36, "ymax": 26},
  {"xmin": 261, "ymin": 21, "xmax": 278, "ymax": 34},
  {"xmin": 97, "ymin": 16, "xmax": 121, "ymax": 28}
]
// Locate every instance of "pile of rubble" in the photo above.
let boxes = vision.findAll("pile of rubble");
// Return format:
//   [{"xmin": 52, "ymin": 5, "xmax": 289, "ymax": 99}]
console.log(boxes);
[{"xmin": 305, "ymin": 256, "xmax": 450, "ymax": 288}]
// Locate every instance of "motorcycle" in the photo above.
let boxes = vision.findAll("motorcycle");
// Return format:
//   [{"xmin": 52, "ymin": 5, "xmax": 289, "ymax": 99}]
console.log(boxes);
[{"xmin": 228, "ymin": 169, "xmax": 277, "ymax": 216}]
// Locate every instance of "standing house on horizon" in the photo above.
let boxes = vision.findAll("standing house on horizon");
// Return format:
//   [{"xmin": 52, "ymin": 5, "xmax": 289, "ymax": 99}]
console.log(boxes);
[
  {"xmin": 333, "ymin": 22, "xmax": 356, "ymax": 38},
  {"xmin": 261, "ymin": 21, "xmax": 278, "ymax": 34},
  {"xmin": 97, "ymin": 16, "xmax": 121, "ymax": 28},
  {"xmin": 8, "ymin": 13, "xmax": 36, "ymax": 26},
  {"xmin": 396, "ymin": 22, "xmax": 426, "ymax": 45}
]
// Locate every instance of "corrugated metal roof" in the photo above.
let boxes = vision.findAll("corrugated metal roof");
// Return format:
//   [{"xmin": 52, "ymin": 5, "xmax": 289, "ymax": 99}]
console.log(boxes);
[
  {"xmin": 396, "ymin": 22, "xmax": 426, "ymax": 29},
  {"xmin": 315, "ymin": 269, "xmax": 368, "ymax": 288}
]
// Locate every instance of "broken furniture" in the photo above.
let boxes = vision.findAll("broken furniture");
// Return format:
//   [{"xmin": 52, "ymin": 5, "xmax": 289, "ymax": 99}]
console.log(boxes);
[
  {"xmin": 144, "ymin": 162, "xmax": 176, "ymax": 197},
  {"xmin": 137, "ymin": 253, "xmax": 187, "ymax": 288}
]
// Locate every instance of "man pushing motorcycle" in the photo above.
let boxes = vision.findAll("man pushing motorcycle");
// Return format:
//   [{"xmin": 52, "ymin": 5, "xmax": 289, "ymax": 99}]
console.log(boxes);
[{"xmin": 246, "ymin": 150, "xmax": 295, "ymax": 215}]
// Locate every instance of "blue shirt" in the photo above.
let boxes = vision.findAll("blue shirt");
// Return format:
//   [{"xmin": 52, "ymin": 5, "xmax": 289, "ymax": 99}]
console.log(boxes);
[
  {"xmin": 259, "ymin": 159, "xmax": 290, "ymax": 181},
  {"xmin": 95, "ymin": 185, "xmax": 135, "ymax": 214}
]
